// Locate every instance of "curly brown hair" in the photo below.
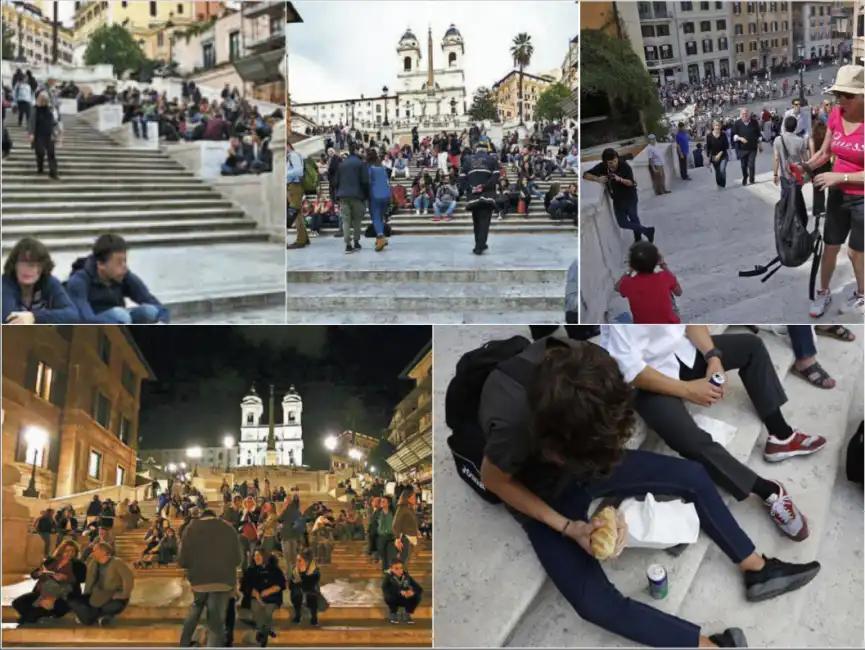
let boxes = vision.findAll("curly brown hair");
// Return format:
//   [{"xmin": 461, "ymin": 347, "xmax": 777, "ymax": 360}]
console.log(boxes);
[
  {"xmin": 526, "ymin": 343, "xmax": 635, "ymax": 480},
  {"xmin": 3, "ymin": 237, "xmax": 55, "ymax": 280}
]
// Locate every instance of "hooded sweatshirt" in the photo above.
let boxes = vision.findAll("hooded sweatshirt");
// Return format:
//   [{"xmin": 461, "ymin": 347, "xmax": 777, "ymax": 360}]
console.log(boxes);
[
  {"xmin": 2, "ymin": 274, "xmax": 80, "ymax": 323},
  {"xmin": 65, "ymin": 255, "xmax": 169, "ymax": 323}
]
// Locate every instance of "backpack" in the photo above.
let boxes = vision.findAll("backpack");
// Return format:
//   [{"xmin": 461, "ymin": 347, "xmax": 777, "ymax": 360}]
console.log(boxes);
[
  {"xmin": 739, "ymin": 139, "xmax": 818, "ymax": 293},
  {"xmin": 391, "ymin": 185, "xmax": 408, "ymax": 209},
  {"xmin": 444, "ymin": 336, "xmax": 533, "ymax": 504},
  {"xmin": 301, "ymin": 157, "xmax": 319, "ymax": 193},
  {"xmin": 846, "ymin": 421, "xmax": 863, "ymax": 484}
]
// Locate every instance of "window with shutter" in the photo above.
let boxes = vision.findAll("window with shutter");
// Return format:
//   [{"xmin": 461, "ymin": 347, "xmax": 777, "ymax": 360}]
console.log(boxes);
[
  {"xmin": 50, "ymin": 371, "xmax": 67, "ymax": 408},
  {"xmin": 25, "ymin": 353, "xmax": 39, "ymax": 393},
  {"xmin": 15, "ymin": 426, "xmax": 28, "ymax": 463}
]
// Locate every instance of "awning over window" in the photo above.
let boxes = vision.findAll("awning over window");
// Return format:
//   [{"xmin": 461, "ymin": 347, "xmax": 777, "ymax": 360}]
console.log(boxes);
[{"xmin": 233, "ymin": 49, "xmax": 284, "ymax": 86}]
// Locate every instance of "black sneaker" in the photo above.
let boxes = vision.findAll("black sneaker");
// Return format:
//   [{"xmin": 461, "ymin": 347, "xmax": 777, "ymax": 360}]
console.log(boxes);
[
  {"xmin": 403, "ymin": 613, "xmax": 415, "ymax": 625},
  {"xmin": 389, "ymin": 612, "xmax": 399, "ymax": 625},
  {"xmin": 709, "ymin": 627, "xmax": 748, "ymax": 647},
  {"xmin": 353, "ymin": 242, "xmax": 362, "ymax": 251},
  {"xmin": 345, "ymin": 244, "xmax": 355, "ymax": 254},
  {"xmin": 646, "ymin": 226, "xmax": 656, "ymax": 244},
  {"xmin": 744, "ymin": 556, "xmax": 821, "ymax": 602}
]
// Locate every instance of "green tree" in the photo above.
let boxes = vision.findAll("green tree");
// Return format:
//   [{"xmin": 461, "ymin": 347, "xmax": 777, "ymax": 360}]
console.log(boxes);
[
  {"xmin": 83, "ymin": 23, "xmax": 145, "ymax": 78},
  {"xmin": 468, "ymin": 86, "xmax": 498, "ymax": 121},
  {"xmin": 510, "ymin": 33, "xmax": 534, "ymax": 125},
  {"xmin": 580, "ymin": 27, "xmax": 664, "ymax": 140},
  {"xmin": 534, "ymin": 82, "xmax": 572, "ymax": 122},
  {"xmin": 2, "ymin": 22, "xmax": 16, "ymax": 61}
]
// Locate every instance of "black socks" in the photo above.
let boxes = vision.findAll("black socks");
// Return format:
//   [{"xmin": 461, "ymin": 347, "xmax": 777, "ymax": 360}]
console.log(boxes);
[
  {"xmin": 764, "ymin": 410, "xmax": 794, "ymax": 441},
  {"xmin": 752, "ymin": 477, "xmax": 780, "ymax": 501}
]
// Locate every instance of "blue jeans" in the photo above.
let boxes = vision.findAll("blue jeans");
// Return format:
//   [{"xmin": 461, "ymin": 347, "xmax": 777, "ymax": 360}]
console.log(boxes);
[
  {"xmin": 413, "ymin": 196, "xmax": 430, "ymax": 212},
  {"xmin": 179, "ymin": 591, "xmax": 232, "ymax": 647},
  {"xmin": 434, "ymin": 199, "xmax": 456, "ymax": 218},
  {"xmin": 526, "ymin": 180, "xmax": 543, "ymax": 198},
  {"xmin": 613, "ymin": 197, "xmax": 651, "ymax": 240},
  {"xmin": 712, "ymin": 158, "xmax": 728, "ymax": 187},
  {"xmin": 132, "ymin": 116, "xmax": 152, "ymax": 140},
  {"xmin": 787, "ymin": 325, "xmax": 817, "ymax": 359},
  {"xmin": 97, "ymin": 304, "xmax": 161, "ymax": 324},
  {"xmin": 369, "ymin": 198, "xmax": 389, "ymax": 237},
  {"xmin": 524, "ymin": 450, "xmax": 755, "ymax": 647}
]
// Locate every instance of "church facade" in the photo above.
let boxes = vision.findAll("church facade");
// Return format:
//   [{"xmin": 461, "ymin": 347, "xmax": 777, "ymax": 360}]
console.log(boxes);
[
  {"xmin": 291, "ymin": 25, "xmax": 468, "ymax": 128},
  {"xmin": 237, "ymin": 386, "xmax": 304, "ymax": 467}
]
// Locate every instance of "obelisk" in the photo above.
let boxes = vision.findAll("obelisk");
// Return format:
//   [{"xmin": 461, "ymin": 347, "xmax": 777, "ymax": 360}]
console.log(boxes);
[
  {"xmin": 423, "ymin": 26, "xmax": 441, "ymax": 117},
  {"xmin": 266, "ymin": 384, "xmax": 278, "ymax": 466}
]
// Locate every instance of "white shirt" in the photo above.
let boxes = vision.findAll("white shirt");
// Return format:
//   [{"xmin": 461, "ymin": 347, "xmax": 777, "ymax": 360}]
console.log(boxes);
[
  {"xmin": 783, "ymin": 108, "xmax": 811, "ymax": 138},
  {"xmin": 599, "ymin": 325, "xmax": 698, "ymax": 383},
  {"xmin": 646, "ymin": 144, "xmax": 663, "ymax": 166}
]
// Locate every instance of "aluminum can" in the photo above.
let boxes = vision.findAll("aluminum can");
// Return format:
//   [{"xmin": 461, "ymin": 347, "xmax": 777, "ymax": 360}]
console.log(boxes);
[
  {"xmin": 709, "ymin": 372, "xmax": 726, "ymax": 388},
  {"xmin": 647, "ymin": 564, "xmax": 668, "ymax": 600}
]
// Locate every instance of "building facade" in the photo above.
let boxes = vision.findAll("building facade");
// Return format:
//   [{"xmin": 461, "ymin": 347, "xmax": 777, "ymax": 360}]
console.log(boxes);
[
  {"xmin": 385, "ymin": 343, "xmax": 432, "ymax": 483},
  {"xmin": 286, "ymin": 0, "xmax": 303, "ymax": 135},
  {"xmin": 731, "ymin": 0, "xmax": 793, "ymax": 74},
  {"xmin": 237, "ymin": 385, "xmax": 304, "ymax": 467},
  {"xmin": 1, "ymin": 0, "xmax": 74, "ymax": 65},
  {"xmin": 562, "ymin": 35, "xmax": 579, "ymax": 89},
  {"xmin": 140, "ymin": 447, "xmax": 239, "ymax": 472},
  {"xmin": 493, "ymin": 70, "xmax": 554, "ymax": 123},
  {"xmin": 291, "ymin": 25, "xmax": 468, "ymax": 129},
  {"xmin": 1, "ymin": 326, "xmax": 153, "ymax": 499},
  {"xmin": 329, "ymin": 430, "xmax": 379, "ymax": 473},
  {"xmin": 792, "ymin": 1, "xmax": 849, "ymax": 60}
]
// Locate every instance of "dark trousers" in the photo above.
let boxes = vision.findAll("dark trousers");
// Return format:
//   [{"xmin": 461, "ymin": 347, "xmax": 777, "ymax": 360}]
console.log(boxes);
[
  {"xmin": 811, "ymin": 162, "xmax": 831, "ymax": 215},
  {"xmin": 678, "ymin": 153, "xmax": 689, "ymax": 179},
  {"xmin": 368, "ymin": 528, "xmax": 379, "ymax": 558},
  {"xmin": 37, "ymin": 531, "xmax": 53, "ymax": 557},
  {"xmin": 13, "ymin": 591, "xmax": 71, "ymax": 624},
  {"xmin": 739, "ymin": 149, "xmax": 757, "ymax": 183},
  {"xmin": 524, "ymin": 450, "xmax": 755, "ymax": 647},
  {"xmin": 470, "ymin": 204, "xmax": 493, "ymax": 250},
  {"xmin": 69, "ymin": 596, "xmax": 129, "ymax": 625},
  {"xmin": 34, "ymin": 139, "xmax": 58, "ymax": 177},
  {"xmin": 290, "ymin": 589, "xmax": 319, "ymax": 623},
  {"xmin": 384, "ymin": 591, "xmax": 421, "ymax": 615},
  {"xmin": 634, "ymin": 333, "xmax": 787, "ymax": 501},
  {"xmin": 17, "ymin": 100, "xmax": 31, "ymax": 127},
  {"xmin": 787, "ymin": 326, "xmax": 817, "ymax": 359},
  {"xmin": 613, "ymin": 197, "xmax": 650, "ymax": 241},
  {"xmin": 712, "ymin": 158, "xmax": 728, "ymax": 188}
]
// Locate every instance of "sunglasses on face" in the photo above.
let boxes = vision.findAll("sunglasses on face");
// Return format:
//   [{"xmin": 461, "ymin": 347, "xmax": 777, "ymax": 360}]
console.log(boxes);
[{"xmin": 834, "ymin": 92, "xmax": 856, "ymax": 100}]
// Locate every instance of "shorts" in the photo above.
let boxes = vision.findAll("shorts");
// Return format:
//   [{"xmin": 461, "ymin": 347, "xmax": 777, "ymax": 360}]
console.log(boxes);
[{"xmin": 824, "ymin": 189, "xmax": 864, "ymax": 252}]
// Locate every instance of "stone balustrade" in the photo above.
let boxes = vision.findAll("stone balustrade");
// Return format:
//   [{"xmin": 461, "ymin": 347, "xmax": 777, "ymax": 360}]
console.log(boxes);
[
  {"xmin": 162, "ymin": 139, "xmax": 232, "ymax": 181},
  {"xmin": 630, "ymin": 141, "xmax": 677, "ymax": 200}
]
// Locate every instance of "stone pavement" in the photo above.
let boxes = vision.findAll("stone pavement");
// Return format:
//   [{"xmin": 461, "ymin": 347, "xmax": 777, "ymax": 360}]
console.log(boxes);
[
  {"xmin": 51, "ymin": 243, "xmax": 285, "ymax": 324},
  {"xmin": 286, "ymin": 235, "xmax": 575, "ymax": 324},
  {"xmin": 433, "ymin": 325, "xmax": 864, "ymax": 647},
  {"xmin": 622, "ymin": 148, "xmax": 860, "ymax": 323}
]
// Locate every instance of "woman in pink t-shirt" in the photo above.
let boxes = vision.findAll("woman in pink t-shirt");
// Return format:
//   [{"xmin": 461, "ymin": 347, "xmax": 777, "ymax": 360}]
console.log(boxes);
[{"xmin": 801, "ymin": 65, "xmax": 864, "ymax": 317}]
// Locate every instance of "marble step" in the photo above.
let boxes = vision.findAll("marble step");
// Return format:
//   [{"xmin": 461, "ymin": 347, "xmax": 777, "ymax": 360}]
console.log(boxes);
[
  {"xmin": 1, "ymin": 189, "xmax": 217, "ymax": 201},
  {"xmin": 1, "ymin": 159, "xmax": 187, "ymax": 171},
  {"xmin": 0, "ymin": 229, "xmax": 271, "ymax": 253},
  {"xmin": 283, "ymin": 309, "xmax": 566, "ymax": 325},
  {"xmin": 3, "ymin": 216, "xmax": 256, "ymax": 239},
  {"xmin": 286, "ymin": 268, "xmax": 565, "ymax": 284},
  {"xmin": 4, "ymin": 200, "xmax": 237, "ymax": 216},
  {"xmin": 1, "ymin": 167, "xmax": 193, "ymax": 177}
]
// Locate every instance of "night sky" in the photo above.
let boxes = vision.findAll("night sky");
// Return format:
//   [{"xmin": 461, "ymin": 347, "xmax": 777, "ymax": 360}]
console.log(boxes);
[{"xmin": 129, "ymin": 326, "xmax": 431, "ymax": 471}]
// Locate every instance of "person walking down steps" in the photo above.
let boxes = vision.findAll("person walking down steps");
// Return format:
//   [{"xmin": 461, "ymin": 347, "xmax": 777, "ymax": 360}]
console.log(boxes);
[{"xmin": 30, "ymin": 91, "xmax": 60, "ymax": 180}]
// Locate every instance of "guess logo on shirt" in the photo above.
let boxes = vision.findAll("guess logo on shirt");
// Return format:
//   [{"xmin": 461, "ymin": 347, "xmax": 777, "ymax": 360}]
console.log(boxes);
[{"xmin": 832, "ymin": 130, "xmax": 864, "ymax": 154}]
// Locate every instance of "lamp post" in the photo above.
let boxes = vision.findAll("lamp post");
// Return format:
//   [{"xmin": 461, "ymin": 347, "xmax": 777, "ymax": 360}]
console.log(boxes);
[
  {"xmin": 15, "ymin": 2, "xmax": 26, "ymax": 64},
  {"xmin": 186, "ymin": 446, "xmax": 202, "ymax": 478},
  {"xmin": 348, "ymin": 447, "xmax": 362, "ymax": 472},
  {"xmin": 351, "ymin": 100, "xmax": 356, "ymax": 127},
  {"xmin": 22, "ymin": 427, "xmax": 48, "ymax": 498},
  {"xmin": 382, "ymin": 86, "xmax": 389, "ymax": 126},
  {"xmin": 223, "ymin": 435, "xmax": 235, "ymax": 472}
]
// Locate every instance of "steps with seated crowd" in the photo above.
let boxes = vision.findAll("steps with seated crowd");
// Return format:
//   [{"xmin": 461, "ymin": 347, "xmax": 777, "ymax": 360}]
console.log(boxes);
[
  {"xmin": 434, "ymin": 325, "xmax": 863, "ymax": 648},
  {"xmin": 297, "ymin": 162, "xmax": 578, "ymax": 237},
  {"xmin": 1, "ymin": 498, "xmax": 432, "ymax": 647}
]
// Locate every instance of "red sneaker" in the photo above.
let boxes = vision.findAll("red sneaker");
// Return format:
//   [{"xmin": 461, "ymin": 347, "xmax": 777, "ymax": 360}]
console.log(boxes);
[
  {"xmin": 763, "ymin": 430, "xmax": 826, "ymax": 463},
  {"xmin": 764, "ymin": 481, "xmax": 809, "ymax": 541}
]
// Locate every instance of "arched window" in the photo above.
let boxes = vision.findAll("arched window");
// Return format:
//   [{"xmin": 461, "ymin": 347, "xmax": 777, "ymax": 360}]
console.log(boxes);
[
  {"xmin": 246, "ymin": 413, "xmax": 254, "ymax": 424},
  {"xmin": 403, "ymin": 56, "xmax": 411, "ymax": 71},
  {"xmin": 288, "ymin": 412, "xmax": 296, "ymax": 423},
  {"xmin": 448, "ymin": 52, "xmax": 456, "ymax": 67}
]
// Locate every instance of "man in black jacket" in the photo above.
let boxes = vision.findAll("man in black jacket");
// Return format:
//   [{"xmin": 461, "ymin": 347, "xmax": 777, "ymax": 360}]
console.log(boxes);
[
  {"xmin": 334, "ymin": 142, "xmax": 370, "ymax": 254},
  {"xmin": 381, "ymin": 559, "xmax": 423, "ymax": 624},
  {"xmin": 460, "ymin": 141, "xmax": 501, "ymax": 255},
  {"xmin": 731, "ymin": 107, "xmax": 763, "ymax": 186}
]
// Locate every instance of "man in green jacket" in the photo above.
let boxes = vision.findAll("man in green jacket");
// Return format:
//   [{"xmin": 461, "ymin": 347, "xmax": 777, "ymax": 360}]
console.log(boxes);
[
  {"xmin": 70, "ymin": 543, "xmax": 134, "ymax": 626},
  {"xmin": 376, "ymin": 499, "xmax": 395, "ymax": 573}
]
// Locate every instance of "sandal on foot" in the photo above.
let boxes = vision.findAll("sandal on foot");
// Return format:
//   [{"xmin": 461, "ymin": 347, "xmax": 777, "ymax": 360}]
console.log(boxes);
[
  {"xmin": 790, "ymin": 362, "xmax": 836, "ymax": 389},
  {"xmin": 815, "ymin": 325, "xmax": 856, "ymax": 342}
]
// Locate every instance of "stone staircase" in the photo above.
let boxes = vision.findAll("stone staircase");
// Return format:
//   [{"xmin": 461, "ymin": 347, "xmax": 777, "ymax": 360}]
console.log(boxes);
[
  {"xmin": 294, "ymin": 162, "xmax": 578, "ymax": 237},
  {"xmin": 433, "ymin": 325, "xmax": 864, "ymax": 648},
  {"xmin": 1, "ymin": 497, "xmax": 432, "ymax": 647},
  {"xmin": 1, "ymin": 114, "xmax": 285, "ymax": 322}
]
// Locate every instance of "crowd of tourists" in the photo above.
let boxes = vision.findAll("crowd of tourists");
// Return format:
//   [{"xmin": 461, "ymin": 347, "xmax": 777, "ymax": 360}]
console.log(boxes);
[
  {"xmin": 584, "ymin": 64, "xmax": 863, "ymax": 323},
  {"xmin": 287, "ymin": 120, "xmax": 578, "ymax": 254},
  {"xmin": 16, "ymin": 474, "xmax": 429, "ymax": 646},
  {"xmin": 2, "ymin": 234, "xmax": 169, "ymax": 325}
]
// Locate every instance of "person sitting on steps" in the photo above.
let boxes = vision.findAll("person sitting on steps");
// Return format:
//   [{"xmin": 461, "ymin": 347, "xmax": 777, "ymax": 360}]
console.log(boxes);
[{"xmin": 381, "ymin": 558, "xmax": 423, "ymax": 625}]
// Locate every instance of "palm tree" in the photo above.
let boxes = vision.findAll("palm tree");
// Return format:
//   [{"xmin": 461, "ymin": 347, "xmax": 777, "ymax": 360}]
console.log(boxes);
[{"xmin": 510, "ymin": 33, "xmax": 534, "ymax": 125}]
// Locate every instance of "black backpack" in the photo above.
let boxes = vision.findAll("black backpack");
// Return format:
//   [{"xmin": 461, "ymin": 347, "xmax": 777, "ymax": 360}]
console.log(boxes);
[
  {"xmin": 444, "ymin": 336, "xmax": 533, "ymax": 504},
  {"xmin": 846, "ymin": 421, "xmax": 863, "ymax": 485},
  {"xmin": 739, "ymin": 140, "xmax": 819, "ymax": 296}
]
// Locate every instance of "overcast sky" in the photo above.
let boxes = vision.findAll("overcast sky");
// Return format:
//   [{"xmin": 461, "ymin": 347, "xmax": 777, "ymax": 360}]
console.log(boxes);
[{"xmin": 288, "ymin": 0, "xmax": 577, "ymax": 104}]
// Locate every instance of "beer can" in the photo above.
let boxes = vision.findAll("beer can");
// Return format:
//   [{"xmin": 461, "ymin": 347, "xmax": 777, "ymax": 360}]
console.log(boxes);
[
  {"xmin": 709, "ymin": 372, "xmax": 726, "ymax": 388},
  {"xmin": 647, "ymin": 564, "xmax": 668, "ymax": 600}
]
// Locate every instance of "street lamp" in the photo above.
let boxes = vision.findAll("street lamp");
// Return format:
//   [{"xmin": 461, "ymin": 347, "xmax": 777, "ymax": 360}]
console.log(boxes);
[
  {"xmin": 166, "ymin": 463, "xmax": 177, "ymax": 476},
  {"xmin": 350, "ymin": 100, "xmax": 356, "ymax": 127},
  {"xmin": 22, "ymin": 427, "xmax": 47, "ymax": 498},
  {"xmin": 15, "ymin": 2, "xmax": 26, "ymax": 64},
  {"xmin": 382, "ymin": 86, "xmax": 389, "ymax": 126},
  {"xmin": 370, "ymin": 465, "xmax": 376, "ymax": 473},
  {"xmin": 179, "ymin": 462, "xmax": 187, "ymax": 470},
  {"xmin": 186, "ymin": 446, "xmax": 202, "ymax": 478},
  {"xmin": 223, "ymin": 435, "xmax": 235, "ymax": 472}
]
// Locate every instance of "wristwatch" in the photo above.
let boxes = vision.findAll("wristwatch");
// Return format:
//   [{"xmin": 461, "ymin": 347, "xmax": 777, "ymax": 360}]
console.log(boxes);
[
  {"xmin": 844, "ymin": 173, "xmax": 850, "ymax": 183},
  {"xmin": 703, "ymin": 347, "xmax": 724, "ymax": 363}
]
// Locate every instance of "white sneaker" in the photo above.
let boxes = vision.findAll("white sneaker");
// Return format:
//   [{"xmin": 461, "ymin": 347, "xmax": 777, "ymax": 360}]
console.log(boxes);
[
  {"xmin": 808, "ymin": 289, "xmax": 831, "ymax": 318},
  {"xmin": 415, "ymin": 209, "xmax": 420, "ymax": 216},
  {"xmin": 840, "ymin": 291, "xmax": 864, "ymax": 315}
]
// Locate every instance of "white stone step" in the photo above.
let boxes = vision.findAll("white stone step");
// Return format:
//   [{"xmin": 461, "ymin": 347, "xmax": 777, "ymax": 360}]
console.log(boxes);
[
  {"xmin": 284, "ymin": 310, "xmax": 564, "ymax": 325},
  {"xmin": 0, "ymin": 229, "xmax": 270, "ymax": 252}
]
